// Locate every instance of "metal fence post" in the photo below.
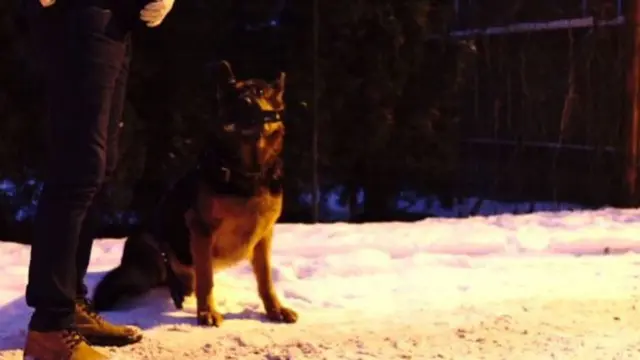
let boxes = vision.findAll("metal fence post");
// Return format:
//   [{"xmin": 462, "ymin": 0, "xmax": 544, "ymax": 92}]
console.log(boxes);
[
  {"xmin": 311, "ymin": 0, "xmax": 320, "ymax": 222},
  {"xmin": 625, "ymin": 0, "xmax": 640, "ymax": 205}
]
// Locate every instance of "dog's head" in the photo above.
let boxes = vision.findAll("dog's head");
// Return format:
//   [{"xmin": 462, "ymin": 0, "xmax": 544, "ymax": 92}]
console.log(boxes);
[{"xmin": 213, "ymin": 61, "xmax": 286, "ymax": 174}]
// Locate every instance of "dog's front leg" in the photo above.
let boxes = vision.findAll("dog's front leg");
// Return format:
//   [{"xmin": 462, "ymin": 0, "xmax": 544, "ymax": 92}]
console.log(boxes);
[
  {"xmin": 186, "ymin": 208, "xmax": 224, "ymax": 327},
  {"xmin": 251, "ymin": 228, "xmax": 298, "ymax": 323}
]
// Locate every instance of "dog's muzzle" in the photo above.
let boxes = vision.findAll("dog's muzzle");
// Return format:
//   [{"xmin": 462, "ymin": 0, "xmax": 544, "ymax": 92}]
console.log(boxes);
[{"xmin": 222, "ymin": 89, "xmax": 283, "ymax": 135}]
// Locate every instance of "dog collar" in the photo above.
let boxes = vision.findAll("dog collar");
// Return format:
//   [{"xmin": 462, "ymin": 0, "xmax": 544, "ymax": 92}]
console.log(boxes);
[
  {"xmin": 216, "ymin": 166, "xmax": 261, "ymax": 183},
  {"xmin": 222, "ymin": 110, "xmax": 283, "ymax": 133}
]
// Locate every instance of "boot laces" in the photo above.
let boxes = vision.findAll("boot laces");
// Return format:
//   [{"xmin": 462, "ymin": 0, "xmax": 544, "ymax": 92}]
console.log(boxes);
[
  {"xmin": 61, "ymin": 328, "xmax": 85, "ymax": 349},
  {"xmin": 77, "ymin": 298, "xmax": 105, "ymax": 324}
]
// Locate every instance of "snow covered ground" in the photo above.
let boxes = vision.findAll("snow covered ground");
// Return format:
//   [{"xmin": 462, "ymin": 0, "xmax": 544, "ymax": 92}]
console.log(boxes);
[{"xmin": 1, "ymin": 207, "xmax": 640, "ymax": 359}]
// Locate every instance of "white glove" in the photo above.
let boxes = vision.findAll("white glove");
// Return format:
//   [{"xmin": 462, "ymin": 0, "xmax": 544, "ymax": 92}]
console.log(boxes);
[
  {"xmin": 140, "ymin": 0, "xmax": 175, "ymax": 28},
  {"xmin": 39, "ymin": 0, "xmax": 56, "ymax": 7}
]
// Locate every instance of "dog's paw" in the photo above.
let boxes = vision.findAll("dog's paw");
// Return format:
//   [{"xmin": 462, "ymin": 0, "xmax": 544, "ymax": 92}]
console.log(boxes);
[
  {"xmin": 167, "ymin": 273, "xmax": 187, "ymax": 310},
  {"xmin": 266, "ymin": 306, "xmax": 298, "ymax": 323},
  {"xmin": 170, "ymin": 289, "xmax": 185, "ymax": 310},
  {"xmin": 197, "ymin": 309, "xmax": 224, "ymax": 327}
]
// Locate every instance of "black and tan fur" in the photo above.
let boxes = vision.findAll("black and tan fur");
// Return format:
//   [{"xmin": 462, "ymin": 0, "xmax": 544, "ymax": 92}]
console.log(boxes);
[{"xmin": 92, "ymin": 61, "xmax": 297, "ymax": 326}]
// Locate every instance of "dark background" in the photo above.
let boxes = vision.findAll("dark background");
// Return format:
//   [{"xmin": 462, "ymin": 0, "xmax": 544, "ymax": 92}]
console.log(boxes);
[{"xmin": 0, "ymin": 0, "xmax": 631, "ymax": 243}]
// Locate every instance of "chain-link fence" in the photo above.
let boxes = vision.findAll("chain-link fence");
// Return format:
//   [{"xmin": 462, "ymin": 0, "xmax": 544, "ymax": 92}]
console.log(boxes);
[{"xmin": 452, "ymin": 0, "xmax": 629, "ymax": 207}]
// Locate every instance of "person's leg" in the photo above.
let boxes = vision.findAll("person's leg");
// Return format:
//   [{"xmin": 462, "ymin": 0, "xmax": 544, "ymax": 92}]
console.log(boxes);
[
  {"xmin": 74, "ymin": 193, "xmax": 105, "ymax": 302},
  {"xmin": 76, "ymin": 35, "xmax": 131, "ymax": 300},
  {"xmin": 70, "ymin": 34, "xmax": 142, "ymax": 347},
  {"xmin": 23, "ymin": 1, "xmax": 129, "ymax": 354}
]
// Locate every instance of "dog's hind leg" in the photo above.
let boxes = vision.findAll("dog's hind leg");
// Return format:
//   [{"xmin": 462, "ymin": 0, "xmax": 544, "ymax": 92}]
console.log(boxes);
[
  {"xmin": 92, "ymin": 233, "xmax": 166, "ymax": 312},
  {"xmin": 165, "ymin": 252, "xmax": 196, "ymax": 309}
]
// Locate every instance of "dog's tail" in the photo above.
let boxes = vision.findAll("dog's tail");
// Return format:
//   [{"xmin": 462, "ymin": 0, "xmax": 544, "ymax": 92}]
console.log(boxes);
[{"xmin": 92, "ymin": 231, "xmax": 166, "ymax": 312}]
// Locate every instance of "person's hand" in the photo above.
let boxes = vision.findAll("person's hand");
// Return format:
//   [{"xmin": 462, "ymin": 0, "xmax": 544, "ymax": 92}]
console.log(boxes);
[
  {"xmin": 139, "ymin": 0, "xmax": 175, "ymax": 28},
  {"xmin": 39, "ymin": 0, "xmax": 56, "ymax": 7}
]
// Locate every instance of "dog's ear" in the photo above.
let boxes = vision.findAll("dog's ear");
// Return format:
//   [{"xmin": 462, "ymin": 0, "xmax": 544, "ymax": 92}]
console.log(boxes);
[
  {"xmin": 273, "ymin": 72, "xmax": 286, "ymax": 94},
  {"xmin": 217, "ymin": 60, "xmax": 237, "ymax": 89},
  {"xmin": 214, "ymin": 61, "xmax": 237, "ymax": 120},
  {"xmin": 272, "ymin": 72, "xmax": 286, "ymax": 105},
  {"xmin": 215, "ymin": 61, "xmax": 237, "ymax": 114}
]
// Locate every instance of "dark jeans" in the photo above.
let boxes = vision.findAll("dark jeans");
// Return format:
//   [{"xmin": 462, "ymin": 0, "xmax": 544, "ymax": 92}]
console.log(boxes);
[{"xmin": 23, "ymin": 0, "xmax": 132, "ymax": 332}]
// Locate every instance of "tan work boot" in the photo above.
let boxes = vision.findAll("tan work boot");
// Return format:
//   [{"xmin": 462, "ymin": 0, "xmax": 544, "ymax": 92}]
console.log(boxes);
[
  {"xmin": 23, "ymin": 328, "xmax": 108, "ymax": 360},
  {"xmin": 75, "ymin": 299, "xmax": 143, "ymax": 347}
]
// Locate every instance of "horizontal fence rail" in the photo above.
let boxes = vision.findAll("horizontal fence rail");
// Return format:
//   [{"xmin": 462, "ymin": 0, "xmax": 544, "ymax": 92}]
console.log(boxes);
[
  {"xmin": 463, "ymin": 138, "xmax": 618, "ymax": 153},
  {"xmin": 451, "ymin": 16, "xmax": 624, "ymax": 37}
]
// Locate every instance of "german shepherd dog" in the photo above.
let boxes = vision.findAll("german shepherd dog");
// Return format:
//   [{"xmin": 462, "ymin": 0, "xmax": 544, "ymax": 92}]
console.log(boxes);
[{"xmin": 91, "ymin": 61, "xmax": 298, "ymax": 327}]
